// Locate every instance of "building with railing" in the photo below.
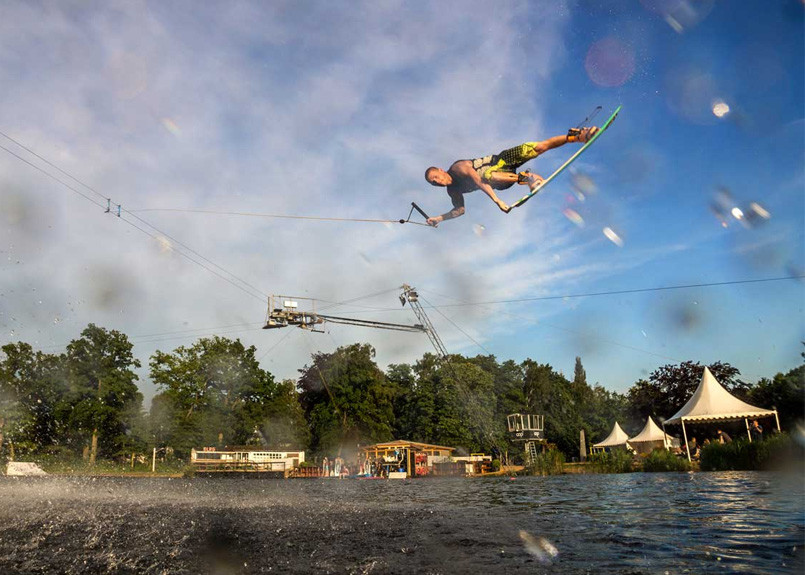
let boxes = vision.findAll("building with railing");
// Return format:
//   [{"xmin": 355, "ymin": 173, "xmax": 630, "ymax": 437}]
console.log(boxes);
[{"xmin": 190, "ymin": 447, "xmax": 304, "ymax": 476}]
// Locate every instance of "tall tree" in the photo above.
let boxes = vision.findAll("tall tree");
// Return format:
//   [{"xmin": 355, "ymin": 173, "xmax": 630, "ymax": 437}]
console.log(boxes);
[
  {"xmin": 573, "ymin": 356, "xmax": 587, "ymax": 388},
  {"xmin": 0, "ymin": 343, "xmax": 66, "ymax": 457},
  {"xmin": 65, "ymin": 324, "xmax": 142, "ymax": 462},
  {"xmin": 150, "ymin": 336, "xmax": 277, "ymax": 453},
  {"xmin": 627, "ymin": 360, "xmax": 746, "ymax": 423},
  {"xmin": 257, "ymin": 379, "xmax": 309, "ymax": 449},
  {"xmin": 748, "ymin": 365, "xmax": 804, "ymax": 430},
  {"xmin": 438, "ymin": 360, "xmax": 499, "ymax": 452},
  {"xmin": 298, "ymin": 343, "xmax": 394, "ymax": 455},
  {"xmin": 522, "ymin": 360, "xmax": 583, "ymax": 455}
]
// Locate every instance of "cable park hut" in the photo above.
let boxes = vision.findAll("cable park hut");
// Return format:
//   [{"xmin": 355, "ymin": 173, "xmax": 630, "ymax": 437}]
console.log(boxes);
[
  {"xmin": 359, "ymin": 440, "xmax": 455, "ymax": 478},
  {"xmin": 628, "ymin": 416, "xmax": 678, "ymax": 454},
  {"xmin": 591, "ymin": 422, "xmax": 632, "ymax": 453},
  {"xmin": 663, "ymin": 367, "xmax": 781, "ymax": 461}
]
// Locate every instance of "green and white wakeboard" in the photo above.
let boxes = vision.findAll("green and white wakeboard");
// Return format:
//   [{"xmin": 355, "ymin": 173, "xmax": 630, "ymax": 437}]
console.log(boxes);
[{"xmin": 509, "ymin": 105, "xmax": 621, "ymax": 210}]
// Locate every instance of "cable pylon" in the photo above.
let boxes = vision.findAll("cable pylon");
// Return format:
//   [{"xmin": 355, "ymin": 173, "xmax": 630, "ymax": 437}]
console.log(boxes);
[{"xmin": 400, "ymin": 284, "xmax": 448, "ymax": 359}]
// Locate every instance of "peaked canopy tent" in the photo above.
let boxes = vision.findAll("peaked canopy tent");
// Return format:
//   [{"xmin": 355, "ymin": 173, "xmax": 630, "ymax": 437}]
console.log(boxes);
[
  {"xmin": 592, "ymin": 422, "xmax": 632, "ymax": 453},
  {"xmin": 628, "ymin": 416, "xmax": 678, "ymax": 454},
  {"xmin": 663, "ymin": 367, "xmax": 781, "ymax": 461}
]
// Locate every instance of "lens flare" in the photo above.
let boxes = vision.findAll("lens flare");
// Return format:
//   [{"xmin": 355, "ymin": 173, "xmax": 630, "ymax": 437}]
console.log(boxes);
[
  {"xmin": 161, "ymin": 118, "xmax": 182, "ymax": 136},
  {"xmin": 712, "ymin": 100, "xmax": 730, "ymax": 118},
  {"xmin": 603, "ymin": 227, "xmax": 624, "ymax": 247},
  {"xmin": 519, "ymin": 531, "xmax": 559, "ymax": 564},
  {"xmin": 570, "ymin": 170, "xmax": 597, "ymax": 199},
  {"xmin": 640, "ymin": 0, "xmax": 716, "ymax": 33},
  {"xmin": 156, "ymin": 236, "xmax": 173, "ymax": 252},
  {"xmin": 563, "ymin": 208, "xmax": 585, "ymax": 227},
  {"xmin": 585, "ymin": 37, "xmax": 636, "ymax": 88},
  {"xmin": 749, "ymin": 202, "xmax": 770, "ymax": 220}
]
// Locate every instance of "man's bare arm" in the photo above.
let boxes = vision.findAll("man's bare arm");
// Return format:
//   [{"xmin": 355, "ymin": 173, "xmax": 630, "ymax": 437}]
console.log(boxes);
[
  {"xmin": 427, "ymin": 205, "xmax": 465, "ymax": 227},
  {"xmin": 465, "ymin": 167, "xmax": 510, "ymax": 213},
  {"xmin": 427, "ymin": 192, "xmax": 465, "ymax": 227}
]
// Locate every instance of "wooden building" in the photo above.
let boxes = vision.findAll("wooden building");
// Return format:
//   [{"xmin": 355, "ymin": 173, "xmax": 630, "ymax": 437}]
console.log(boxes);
[{"xmin": 359, "ymin": 440, "xmax": 455, "ymax": 478}]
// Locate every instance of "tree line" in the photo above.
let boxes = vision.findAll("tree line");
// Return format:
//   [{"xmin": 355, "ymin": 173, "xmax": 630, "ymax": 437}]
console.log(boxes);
[{"xmin": 1, "ymin": 324, "xmax": 802, "ymax": 463}]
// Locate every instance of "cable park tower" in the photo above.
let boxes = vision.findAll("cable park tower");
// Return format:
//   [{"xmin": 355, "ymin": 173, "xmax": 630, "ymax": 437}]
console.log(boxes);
[{"xmin": 507, "ymin": 413, "xmax": 546, "ymax": 463}]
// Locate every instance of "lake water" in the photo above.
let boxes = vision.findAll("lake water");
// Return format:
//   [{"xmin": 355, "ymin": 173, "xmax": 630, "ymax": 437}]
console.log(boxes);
[{"xmin": 0, "ymin": 471, "xmax": 802, "ymax": 574}]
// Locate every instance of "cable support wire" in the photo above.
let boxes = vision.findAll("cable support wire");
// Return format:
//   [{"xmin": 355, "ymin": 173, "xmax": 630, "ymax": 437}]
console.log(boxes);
[
  {"xmin": 267, "ymin": 275, "xmax": 805, "ymax": 318},
  {"xmin": 317, "ymin": 286, "xmax": 403, "ymax": 313},
  {"xmin": 0, "ymin": 130, "xmax": 269, "ymax": 304},
  {"xmin": 417, "ymin": 287, "xmax": 682, "ymax": 364},
  {"xmin": 301, "ymin": 330, "xmax": 345, "ymax": 424},
  {"xmin": 128, "ymin": 207, "xmax": 431, "ymax": 226},
  {"xmin": 418, "ymin": 294, "xmax": 492, "ymax": 355},
  {"xmin": 426, "ymin": 276, "xmax": 805, "ymax": 309}
]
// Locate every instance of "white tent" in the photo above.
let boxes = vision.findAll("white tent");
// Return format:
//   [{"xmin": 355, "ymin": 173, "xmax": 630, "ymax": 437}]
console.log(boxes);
[
  {"xmin": 592, "ymin": 421, "xmax": 631, "ymax": 452},
  {"xmin": 663, "ymin": 367, "xmax": 780, "ymax": 461},
  {"xmin": 628, "ymin": 416, "xmax": 677, "ymax": 454}
]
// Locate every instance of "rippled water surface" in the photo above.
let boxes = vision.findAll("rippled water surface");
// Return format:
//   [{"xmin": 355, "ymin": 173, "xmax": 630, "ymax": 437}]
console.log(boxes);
[{"xmin": 1, "ymin": 471, "xmax": 802, "ymax": 574}]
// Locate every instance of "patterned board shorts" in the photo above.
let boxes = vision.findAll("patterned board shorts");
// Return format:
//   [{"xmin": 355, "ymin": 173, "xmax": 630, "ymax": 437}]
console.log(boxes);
[{"xmin": 472, "ymin": 142, "xmax": 541, "ymax": 182}]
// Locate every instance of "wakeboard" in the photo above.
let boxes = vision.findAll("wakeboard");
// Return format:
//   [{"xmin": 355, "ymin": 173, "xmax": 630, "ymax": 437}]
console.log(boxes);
[{"xmin": 509, "ymin": 105, "xmax": 621, "ymax": 210}]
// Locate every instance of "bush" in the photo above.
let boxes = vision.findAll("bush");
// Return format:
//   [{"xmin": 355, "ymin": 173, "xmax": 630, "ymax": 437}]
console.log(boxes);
[
  {"xmin": 641, "ymin": 448, "xmax": 691, "ymax": 472},
  {"xmin": 525, "ymin": 448, "xmax": 565, "ymax": 476},
  {"xmin": 491, "ymin": 459, "xmax": 501, "ymax": 472},
  {"xmin": 589, "ymin": 449, "xmax": 634, "ymax": 473},
  {"xmin": 700, "ymin": 433, "xmax": 798, "ymax": 471}
]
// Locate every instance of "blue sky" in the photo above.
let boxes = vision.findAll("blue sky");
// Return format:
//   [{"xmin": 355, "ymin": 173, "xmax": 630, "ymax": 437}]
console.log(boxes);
[{"xmin": 1, "ymin": 0, "xmax": 802, "ymax": 403}]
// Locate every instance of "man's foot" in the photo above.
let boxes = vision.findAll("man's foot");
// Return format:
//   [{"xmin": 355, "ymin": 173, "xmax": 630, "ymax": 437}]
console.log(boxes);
[
  {"xmin": 567, "ymin": 126, "xmax": 599, "ymax": 143},
  {"xmin": 518, "ymin": 171, "xmax": 545, "ymax": 189}
]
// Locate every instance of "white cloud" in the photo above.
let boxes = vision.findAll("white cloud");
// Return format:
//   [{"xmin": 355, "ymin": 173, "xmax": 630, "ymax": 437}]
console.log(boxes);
[{"xmin": 4, "ymin": 1, "xmax": 667, "ymax": 403}]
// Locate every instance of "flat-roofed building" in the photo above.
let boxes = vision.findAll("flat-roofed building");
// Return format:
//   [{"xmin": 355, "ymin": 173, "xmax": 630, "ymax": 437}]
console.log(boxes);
[
  {"xmin": 359, "ymin": 440, "xmax": 456, "ymax": 478},
  {"xmin": 191, "ymin": 447, "xmax": 304, "ymax": 476}
]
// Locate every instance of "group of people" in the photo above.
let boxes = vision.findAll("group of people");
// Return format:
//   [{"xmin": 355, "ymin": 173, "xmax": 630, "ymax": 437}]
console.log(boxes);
[
  {"xmin": 678, "ymin": 420, "xmax": 766, "ymax": 459},
  {"xmin": 317, "ymin": 452, "xmax": 402, "ymax": 478},
  {"xmin": 320, "ymin": 456, "xmax": 349, "ymax": 478}
]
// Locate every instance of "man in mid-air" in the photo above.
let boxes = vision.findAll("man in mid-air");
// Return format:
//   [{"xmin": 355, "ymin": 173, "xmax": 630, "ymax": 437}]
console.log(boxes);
[{"xmin": 423, "ymin": 126, "xmax": 598, "ymax": 226}]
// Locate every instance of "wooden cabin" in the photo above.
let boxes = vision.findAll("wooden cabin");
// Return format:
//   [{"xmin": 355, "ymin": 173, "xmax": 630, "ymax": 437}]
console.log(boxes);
[{"xmin": 359, "ymin": 440, "xmax": 455, "ymax": 478}]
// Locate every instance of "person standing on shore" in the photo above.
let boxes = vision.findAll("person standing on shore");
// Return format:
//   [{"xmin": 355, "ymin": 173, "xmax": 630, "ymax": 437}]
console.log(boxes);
[{"xmin": 750, "ymin": 420, "xmax": 764, "ymax": 441}]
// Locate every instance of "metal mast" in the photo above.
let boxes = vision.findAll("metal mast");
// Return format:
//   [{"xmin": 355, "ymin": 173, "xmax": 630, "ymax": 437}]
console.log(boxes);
[{"xmin": 399, "ymin": 284, "xmax": 448, "ymax": 359}]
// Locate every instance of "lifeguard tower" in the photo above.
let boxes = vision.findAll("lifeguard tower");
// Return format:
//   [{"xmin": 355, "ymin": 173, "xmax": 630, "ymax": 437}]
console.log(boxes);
[{"xmin": 507, "ymin": 413, "xmax": 545, "ymax": 462}]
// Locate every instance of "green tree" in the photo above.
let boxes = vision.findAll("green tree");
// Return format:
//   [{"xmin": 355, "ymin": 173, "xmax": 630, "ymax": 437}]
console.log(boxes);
[
  {"xmin": 584, "ymin": 384, "xmax": 629, "ymax": 445},
  {"xmin": 388, "ymin": 363, "xmax": 420, "ymax": 440},
  {"xmin": 748, "ymin": 365, "xmax": 804, "ymax": 430},
  {"xmin": 298, "ymin": 343, "xmax": 394, "ymax": 455},
  {"xmin": 627, "ymin": 360, "xmax": 746, "ymax": 424},
  {"xmin": 522, "ymin": 360, "xmax": 583, "ymax": 455},
  {"xmin": 258, "ymin": 379, "xmax": 309, "ymax": 449},
  {"xmin": 438, "ymin": 360, "xmax": 498, "ymax": 452},
  {"xmin": 573, "ymin": 356, "xmax": 587, "ymax": 388},
  {"xmin": 0, "ymin": 342, "xmax": 66, "ymax": 458},
  {"xmin": 65, "ymin": 324, "xmax": 142, "ymax": 462},
  {"xmin": 149, "ymin": 336, "xmax": 277, "ymax": 454}
]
